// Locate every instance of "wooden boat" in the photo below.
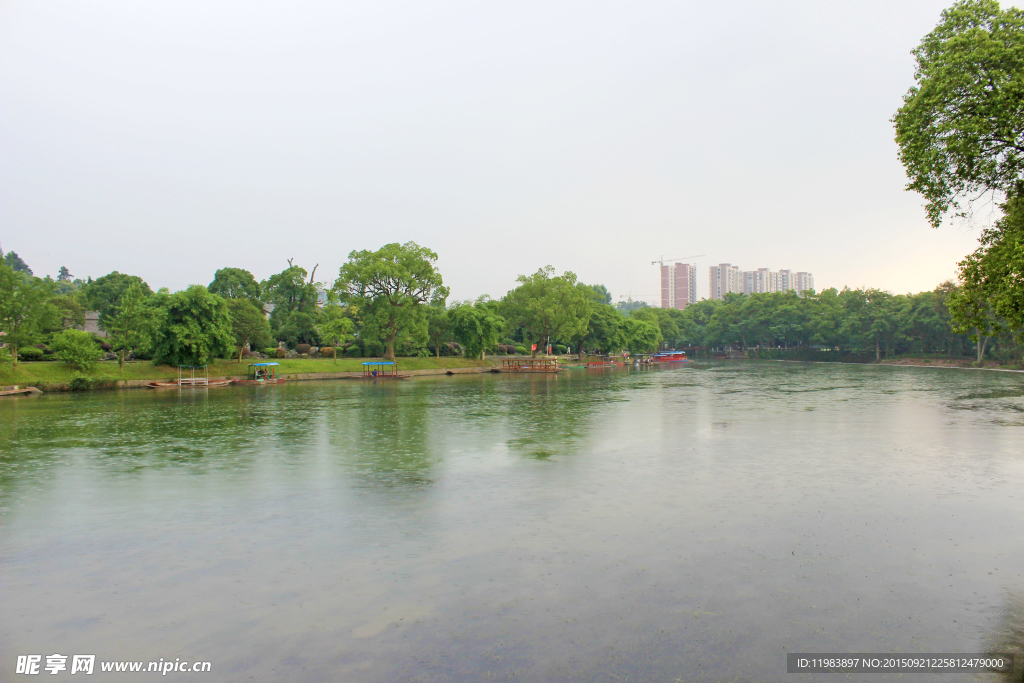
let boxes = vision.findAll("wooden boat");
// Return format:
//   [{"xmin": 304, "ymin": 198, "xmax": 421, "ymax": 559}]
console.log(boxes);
[
  {"xmin": 652, "ymin": 351, "xmax": 688, "ymax": 363},
  {"xmin": 501, "ymin": 358, "xmax": 561, "ymax": 373},
  {"xmin": 145, "ymin": 380, "xmax": 234, "ymax": 389},
  {"xmin": 0, "ymin": 385, "xmax": 42, "ymax": 397}
]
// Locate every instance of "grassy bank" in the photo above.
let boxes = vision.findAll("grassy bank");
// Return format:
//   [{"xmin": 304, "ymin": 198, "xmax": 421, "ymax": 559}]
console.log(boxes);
[{"xmin": 0, "ymin": 357, "xmax": 493, "ymax": 390}]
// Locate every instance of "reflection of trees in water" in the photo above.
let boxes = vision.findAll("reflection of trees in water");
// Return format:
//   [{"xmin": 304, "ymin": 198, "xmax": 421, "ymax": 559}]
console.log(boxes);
[
  {"xmin": 494, "ymin": 374, "xmax": 607, "ymax": 460},
  {"xmin": 327, "ymin": 381, "xmax": 437, "ymax": 487},
  {"xmin": 983, "ymin": 592, "xmax": 1024, "ymax": 682}
]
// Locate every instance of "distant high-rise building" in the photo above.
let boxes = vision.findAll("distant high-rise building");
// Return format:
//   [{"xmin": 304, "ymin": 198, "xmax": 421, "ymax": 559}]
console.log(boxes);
[
  {"xmin": 709, "ymin": 264, "xmax": 742, "ymax": 300},
  {"xmin": 795, "ymin": 272, "xmax": 814, "ymax": 295},
  {"xmin": 661, "ymin": 263, "xmax": 697, "ymax": 309},
  {"xmin": 777, "ymin": 269, "xmax": 793, "ymax": 293}
]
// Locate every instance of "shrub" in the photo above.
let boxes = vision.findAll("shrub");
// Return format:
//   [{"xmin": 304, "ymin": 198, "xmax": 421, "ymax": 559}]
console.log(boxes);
[
  {"xmin": 554, "ymin": 344, "xmax": 567, "ymax": 354},
  {"xmin": 503, "ymin": 344, "xmax": 517, "ymax": 354},
  {"xmin": 319, "ymin": 346, "xmax": 335, "ymax": 358},
  {"xmin": 274, "ymin": 348, "xmax": 286, "ymax": 358},
  {"xmin": 514, "ymin": 345, "xmax": 527, "ymax": 355},
  {"xmin": 100, "ymin": 342, "xmax": 113, "ymax": 351},
  {"xmin": 69, "ymin": 376, "xmax": 95, "ymax": 392},
  {"xmin": 345, "ymin": 345, "xmax": 361, "ymax": 357},
  {"xmin": 295, "ymin": 343, "xmax": 311, "ymax": 355},
  {"xmin": 17, "ymin": 346, "xmax": 44, "ymax": 361},
  {"xmin": 262, "ymin": 348, "xmax": 279, "ymax": 356},
  {"xmin": 51, "ymin": 329, "xmax": 103, "ymax": 371}
]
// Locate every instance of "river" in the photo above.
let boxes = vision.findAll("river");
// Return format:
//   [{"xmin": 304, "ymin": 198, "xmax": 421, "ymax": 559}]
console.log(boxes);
[{"xmin": 2, "ymin": 362, "xmax": 1023, "ymax": 681}]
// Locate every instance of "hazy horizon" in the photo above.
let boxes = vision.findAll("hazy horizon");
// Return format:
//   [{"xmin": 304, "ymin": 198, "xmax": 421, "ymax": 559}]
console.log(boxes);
[{"xmin": 0, "ymin": 0, "xmax": 989, "ymax": 303}]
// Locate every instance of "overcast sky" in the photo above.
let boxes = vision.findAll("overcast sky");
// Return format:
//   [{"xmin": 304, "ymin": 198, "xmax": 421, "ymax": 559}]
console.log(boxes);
[{"xmin": 0, "ymin": 0, "xmax": 990, "ymax": 304}]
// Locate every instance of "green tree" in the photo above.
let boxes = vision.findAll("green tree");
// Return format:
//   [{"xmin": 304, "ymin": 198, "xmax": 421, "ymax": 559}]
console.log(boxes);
[
  {"xmin": 503, "ymin": 267, "xmax": 593, "ymax": 357},
  {"xmin": 57, "ymin": 266, "xmax": 72, "ymax": 282},
  {"xmin": 425, "ymin": 305, "xmax": 452, "ymax": 358},
  {"xmin": 3, "ymin": 251, "xmax": 32, "ymax": 274},
  {"xmin": 0, "ymin": 265, "xmax": 54, "ymax": 369},
  {"xmin": 894, "ymin": 0, "xmax": 1024, "ymax": 227},
  {"xmin": 151, "ymin": 286, "xmax": 234, "ymax": 366},
  {"xmin": 227, "ymin": 298, "xmax": 273, "ymax": 363},
  {"xmin": 622, "ymin": 318, "xmax": 662, "ymax": 353},
  {"xmin": 51, "ymin": 329, "xmax": 102, "ymax": 372},
  {"xmin": 209, "ymin": 267, "xmax": 262, "ymax": 303},
  {"xmin": 48, "ymin": 293, "xmax": 85, "ymax": 332},
  {"xmin": 334, "ymin": 242, "xmax": 446, "ymax": 361},
  {"xmin": 106, "ymin": 281, "xmax": 152, "ymax": 373},
  {"xmin": 449, "ymin": 301, "xmax": 505, "ymax": 360},
  {"xmin": 948, "ymin": 196, "xmax": 1024, "ymax": 359},
  {"xmin": 82, "ymin": 272, "xmax": 154, "ymax": 328},
  {"xmin": 588, "ymin": 284, "xmax": 613, "ymax": 305},
  {"xmin": 575, "ymin": 303, "xmax": 624, "ymax": 356},
  {"xmin": 315, "ymin": 295, "xmax": 355, "ymax": 364},
  {"xmin": 262, "ymin": 264, "xmax": 319, "ymax": 315}
]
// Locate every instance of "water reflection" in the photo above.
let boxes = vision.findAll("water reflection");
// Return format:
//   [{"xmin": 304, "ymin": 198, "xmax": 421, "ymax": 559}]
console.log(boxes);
[{"xmin": 1, "ymin": 363, "xmax": 1024, "ymax": 682}]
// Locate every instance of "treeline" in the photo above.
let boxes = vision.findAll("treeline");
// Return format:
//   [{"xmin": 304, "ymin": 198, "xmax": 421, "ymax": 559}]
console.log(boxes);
[{"xmin": 0, "ymin": 242, "xmax": 1011, "ymax": 374}]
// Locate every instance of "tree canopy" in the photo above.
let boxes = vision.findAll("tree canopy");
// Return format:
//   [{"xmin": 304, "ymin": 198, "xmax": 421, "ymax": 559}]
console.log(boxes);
[
  {"xmin": 894, "ymin": 0, "xmax": 1024, "ymax": 227},
  {"xmin": 503, "ymin": 267, "xmax": 593, "ymax": 356},
  {"xmin": 151, "ymin": 286, "xmax": 234, "ymax": 367},
  {"xmin": 82, "ymin": 272, "xmax": 154, "ymax": 326},
  {"xmin": 209, "ymin": 267, "xmax": 262, "ymax": 303},
  {"xmin": 335, "ymin": 242, "xmax": 446, "ymax": 360}
]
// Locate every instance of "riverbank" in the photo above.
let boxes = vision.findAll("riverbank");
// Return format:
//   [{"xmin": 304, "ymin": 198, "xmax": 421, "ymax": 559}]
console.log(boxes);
[{"xmin": 0, "ymin": 357, "xmax": 495, "ymax": 391}]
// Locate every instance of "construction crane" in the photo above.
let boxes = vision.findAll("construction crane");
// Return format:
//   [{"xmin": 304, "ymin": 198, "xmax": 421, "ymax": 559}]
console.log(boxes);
[{"xmin": 651, "ymin": 254, "xmax": 705, "ymax": 266}]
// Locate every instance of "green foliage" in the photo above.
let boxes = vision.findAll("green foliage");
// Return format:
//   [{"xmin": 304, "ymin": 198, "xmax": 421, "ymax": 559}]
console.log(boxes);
[
  {"xmin": 588, "ymin": 284, "xmax": 612, "ymax": 305},
  {"xmin": 17, "ymin": 346, "xmax": 44, "ymax": 360},
  {"xmin": 345, "ymin": 345, "xmax": 361, "ymax": 357},
  {"xmin": 316, "ymin": 293, "xmax": 356, "ymax": 363},
  {"xmin": 209, "ymin": 267, "xmax": 262, "ymax": 303},
  {"xmin": 68, "ymin": 376, "xmax": 95, "ymax": 392},
  {"xmin": 426, "ymin": 305, "xmax": 452, "ymax": 359},
  {"xmin": 514, "ymin": 345, "xmax": 528, "ymax": 355},
  {"xmin": 4, "ymin": 251, "xmax": 32, "ymax": 274},
  {"xmin": 0, "ymin": 264, "xmax": 56, "ymax": 369},
  {"xmin": 335, "ymin": 242, "xmax": 446, "ymax": 360},
  {"xmin": 449, "ymin": 301, "xmax": 505, "ymax": 359},
  {"xmin": 48, "ymin": 293, "xmax": 85, "ymax": 332},
  {"xmin": 262, "ymin": 264, "xmax": 319, "ymax": 315},
  {"xmin": 227, "ymin": 298, "xmax": 273, "ymax": 363},
  {"xmin": 948, "ymin": 195, "xmax": 1024, "ymax": 359},
  {"xmin": 51, "ymin": 329, "xmax": 102, "ymax": 371},
  {"xmin": 151, "ymin": 286, "xmax": 234, "ymax": 366},
  {"xmin": 82, "ymin": 272, "xmax": 154, "ymax": 327},
  {"xmin": 622, "ymin": 318, "xmax": 662, "ymax": 353},
  {"xmin": 275, "ymin": 310, "xmax": 321, "ymax": 347},
  {"xmin": 262, "ymin": 348, "xmax": 279, "ymax": 356},
  {"xmin": 57, "ymin": 266, "xmax": 72, "ymax": 282},
  {"xmin": 894, "ymin": 0, "xmax": 1024, "ymax": 227},
  {"xmin": 615, "ymin": 299, "xmax": 650, "ymax": 314},
  {"xmin": 503, "ymin": 267, "xmax": 593, "ymax": 356},
  {"xmin": 106, "ymin": 281, "xmax": 153, "ymax": 372}
]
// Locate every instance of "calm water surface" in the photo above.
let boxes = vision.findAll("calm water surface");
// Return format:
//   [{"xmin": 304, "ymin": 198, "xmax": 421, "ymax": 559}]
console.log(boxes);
[{"xmin": 2, "ymin": 362, "xmax": 1023, "ymax": 682}]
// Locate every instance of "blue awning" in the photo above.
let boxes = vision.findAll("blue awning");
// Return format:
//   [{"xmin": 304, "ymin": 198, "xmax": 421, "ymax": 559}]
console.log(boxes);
[
  {"xmin": 362, "ymin": 361, "xmax": 395, "ymax": 366},
  {"xmin": 250, "ymin": 362, "xmax": 280, "ymax": 367}
]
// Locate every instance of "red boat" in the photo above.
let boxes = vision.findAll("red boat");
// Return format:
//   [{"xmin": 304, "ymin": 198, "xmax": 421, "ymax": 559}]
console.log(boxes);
[{"xmin": 652, "ymin": 351, "xmax": 688, "ymax": 363}]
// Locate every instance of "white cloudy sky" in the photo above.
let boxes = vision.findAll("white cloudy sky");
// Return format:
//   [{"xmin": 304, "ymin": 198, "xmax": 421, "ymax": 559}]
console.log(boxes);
[{"xmin": 0, "ymin": 0, "xmax": 989, "ymax": 303}]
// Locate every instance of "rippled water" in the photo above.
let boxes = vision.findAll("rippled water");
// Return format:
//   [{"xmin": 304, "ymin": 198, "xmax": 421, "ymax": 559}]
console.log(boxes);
[{"xmin": 2, "ymin": 362, "xmax": 1023, "ymax": 682}]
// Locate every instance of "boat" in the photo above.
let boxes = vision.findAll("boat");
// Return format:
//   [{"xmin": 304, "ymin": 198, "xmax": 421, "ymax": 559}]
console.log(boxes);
[
  {"xmin": 652, "ymin": 351, "xmax": 688, "ymax": 363},
  {"xmin": 500, "ymin": 358, "xmax": 561, "ymax": 373},
  {"xmin": 0, "ymin": 385, "xmax": 42, "ymax": 397},
  {"xmin": 362, "ymin": 361, "xmax": 408, "ymax": 379},
  {"xmin": 145, "ymin": 380, "xmax": 234, "ymax": 389},
  {"xmin": 235, "ymin": 362, "xmax": 286, "ymax": 385}
]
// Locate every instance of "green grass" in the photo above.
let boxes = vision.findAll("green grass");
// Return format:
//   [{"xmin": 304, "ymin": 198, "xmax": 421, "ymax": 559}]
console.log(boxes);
[{"xmin": 0, "ymin": 356, "xmax": 492, "ymax": 388}]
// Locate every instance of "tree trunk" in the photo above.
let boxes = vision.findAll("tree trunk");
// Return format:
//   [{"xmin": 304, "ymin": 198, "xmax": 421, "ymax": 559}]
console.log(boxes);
[
  {"xmin": 976, "ymin": 333, "xmax": 989, "ymax": 364},
  {"xmin": 875, "ymin": 337, "xmax": 880, "ymax": 362},
  {"xmin": 11, "ymin": 342, "xmax": 17, "ymax": 370},
  {"xmin": 238, "ymin": 345, "xmax": 244, "ymax": 364},
  {"xmin": 384, "ymin": 337, "xmax": 396, "ymax": 361}
]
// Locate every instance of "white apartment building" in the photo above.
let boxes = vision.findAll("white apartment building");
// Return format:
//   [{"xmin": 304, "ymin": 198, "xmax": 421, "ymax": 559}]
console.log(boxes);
[
  {"xmin": 709, "ymin": 264, "xmax": 742, "ymax": 300},
  {"xmin": 794, "ymin": 272, "xmax": 814, "ymax": 295},
  {"xmin": 661, "ymin": 263, "xmax": 697, "ymax": 310}
]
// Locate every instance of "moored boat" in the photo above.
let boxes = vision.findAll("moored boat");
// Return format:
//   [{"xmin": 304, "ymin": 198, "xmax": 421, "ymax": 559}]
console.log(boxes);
[{"xmin": 0, "ymin": 385, "xmax": 42, "ymax": 397}]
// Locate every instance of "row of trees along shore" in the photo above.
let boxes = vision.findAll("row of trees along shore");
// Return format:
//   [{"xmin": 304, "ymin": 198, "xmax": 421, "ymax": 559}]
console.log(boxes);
[
  {"xmin": 1, "ymin": 243, "xmax": 1021, "ymax": 374},
  {"xmin": 5, "ymin": 0, "xmax": 1024, "ymax": 372}
]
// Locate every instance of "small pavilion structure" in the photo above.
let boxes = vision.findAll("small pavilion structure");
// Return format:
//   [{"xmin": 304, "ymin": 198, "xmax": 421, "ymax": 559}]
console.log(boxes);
[
  {"xmin": 178, "ymin": 365, "xmax": 209, "ymax": 387},
  {"xmin": 244, "ymin": 362, "xmax": 282, "ymax": 384},
  {"xmin": 362, "ymin": 361, "xmax": 403, "ymax": 379}
]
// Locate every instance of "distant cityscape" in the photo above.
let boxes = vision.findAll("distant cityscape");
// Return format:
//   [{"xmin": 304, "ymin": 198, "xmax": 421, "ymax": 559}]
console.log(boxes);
[{"xmin": 659, "ymin": 262, "xmax": 814, "ymax": 310}]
